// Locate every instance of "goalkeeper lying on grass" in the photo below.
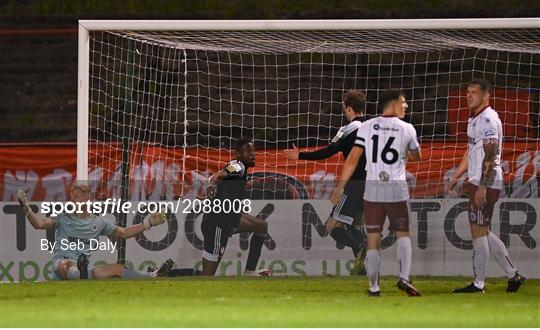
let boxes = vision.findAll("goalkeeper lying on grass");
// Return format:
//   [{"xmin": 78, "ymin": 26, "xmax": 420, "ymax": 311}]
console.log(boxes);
[{"xmin": 17, "ymin": 184, "xmax": 173, "ymax": 280}]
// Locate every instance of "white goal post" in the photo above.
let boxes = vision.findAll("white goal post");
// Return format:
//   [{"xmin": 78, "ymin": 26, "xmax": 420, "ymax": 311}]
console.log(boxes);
[
  {"xmin": 76, "ymin": 18, "xmax": 539, "ymax": 181},
  {"xmin": 76, "ymin": 19, "xmax": 539, "ymax": 273}
]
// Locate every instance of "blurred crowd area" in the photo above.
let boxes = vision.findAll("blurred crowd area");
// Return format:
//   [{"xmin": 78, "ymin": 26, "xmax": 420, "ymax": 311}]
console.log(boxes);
[{"xmin": 0, "ymin": 0, "xmax": 539, "ymax": 144}]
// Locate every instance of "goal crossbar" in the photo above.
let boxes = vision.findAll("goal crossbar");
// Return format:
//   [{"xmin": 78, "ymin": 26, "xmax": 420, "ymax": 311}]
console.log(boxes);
[
  {"xmin": 79, "ymin": 18, "xmax": 540, "ymax": 31},
  {"xmin": 76, "ymin": 18, "xmax": 540, "ymax": 181}
]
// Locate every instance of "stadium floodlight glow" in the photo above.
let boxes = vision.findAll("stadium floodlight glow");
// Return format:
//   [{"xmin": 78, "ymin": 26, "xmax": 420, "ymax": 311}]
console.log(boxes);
[{"xmin": 77, "ymin": 19, "xmax": 539, "ymax": 264}]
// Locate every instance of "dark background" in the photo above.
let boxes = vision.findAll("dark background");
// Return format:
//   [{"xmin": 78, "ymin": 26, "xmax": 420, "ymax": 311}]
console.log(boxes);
[{"xmin": 0, "ymin": 0, "xmax": 538, "ymax": 143}]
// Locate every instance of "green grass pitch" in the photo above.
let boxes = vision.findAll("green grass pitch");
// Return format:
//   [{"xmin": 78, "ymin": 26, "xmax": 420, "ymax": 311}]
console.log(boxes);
[{"xmin": 1, "ymin": 276, "xmax": 538, "ymax": 327}]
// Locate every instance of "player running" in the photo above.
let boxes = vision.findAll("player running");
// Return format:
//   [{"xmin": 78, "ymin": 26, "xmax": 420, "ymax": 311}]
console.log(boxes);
[
  {"xmin": 449, "ymin": 79, "xmax": 526, "ymax": 293},
  {"xmin": 330, "ymin": 90, "xmax": 422, "ymax": 296},
  {"xmin": 201, "ymin": 138, "xmax": 271, "ymax": 276},
  {"xmin": 285, "ymin": 89, "xmax": 367, "ymax": 275},
  {"xmin": 17, "ymin": 183, "xmax": 173, "ymax": 280}
]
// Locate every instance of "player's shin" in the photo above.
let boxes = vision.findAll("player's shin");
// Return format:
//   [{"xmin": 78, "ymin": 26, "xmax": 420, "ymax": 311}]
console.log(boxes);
[
  {"xmin": 487, "ymin": 232, "xmax": 517, "ymax": 278},
  {"xmin": 202, "ymin": 257, "xmax": 220, "ymax": 276},
  {"xmin": 473, "ymin": 236, "xmax": 489, "ymax": 289},
  {"xmin": 245, "ymin": 233, "xmax": 266, "ymax": 272},
  {"xmin": 166, "ymin": 268, "xmax": 201, "ymax": 277},
  {"xmin": 330, "ymin": 227, "xmax": 362, "ymax": 257},
  {"xmin": 396, "ymin": 235, "xmax": 412, "ymax": 281},
  {"xmin": 122, "ymin": 268, "xmax": 154, "ymax": 279},
  {"xmin": 365, "ymin": 249, "xmax": 381, "ymax": 293},
  {"xmin": 348, "ymin": 225, "xmax": 365, "ymax": 243}
]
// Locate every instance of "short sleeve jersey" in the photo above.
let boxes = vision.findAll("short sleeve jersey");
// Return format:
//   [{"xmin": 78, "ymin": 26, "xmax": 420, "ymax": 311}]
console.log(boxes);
[
  {"xmin": 217, "ymin": 159, "xmax": 248, "ymax": 200},
  {"xmin": 466, "ymin": 106, "xmax": 503, "ymax": 189},
  {"xmin": 354, "ymin": 116, "xmax": 420, "ymax": 202},
  {"xmin": 204, "ymin": 159, "xmax": 249, "ymax": 226}
]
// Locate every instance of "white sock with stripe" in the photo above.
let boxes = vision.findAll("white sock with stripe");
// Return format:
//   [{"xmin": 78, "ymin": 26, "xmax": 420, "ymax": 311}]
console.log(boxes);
[
  {"xmin": 487, "ymin": 232, "xmax": 517, "ymax": 278},
  {"xmin": 365, "ymin": 249, "xmax": 381, "ymax": 293},
  {"xmin": 473, "ymin": 236, "xmax": 489, "ymax": 289},
  {"xmin": 396, "ymin": 236, "xmax": 412, "ymax": 281}
]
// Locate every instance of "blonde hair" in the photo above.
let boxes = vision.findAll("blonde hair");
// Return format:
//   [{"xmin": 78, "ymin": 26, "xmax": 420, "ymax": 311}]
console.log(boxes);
[{"xmin": 71, "ymin": 183, "xmax": 92, "ymax": 195}]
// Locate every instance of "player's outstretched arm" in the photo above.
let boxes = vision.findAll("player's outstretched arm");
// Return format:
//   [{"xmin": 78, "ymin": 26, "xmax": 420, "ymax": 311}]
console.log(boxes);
[
  {"xmin": 112, "ymin": 212, "xmax": 166, "ymax": 239},
  {"xmin": 330, "ymin": 146, "xmax": 364, "ymax": 205},
  {"xmin": 17, "ymin": 189, "xmax": 56, "ymax": 230},
  {"xmin": 448, "ymin": 149, "xmax": 469, "ymax": 194},
  {"xmin": 285, "ymin": 143, "xmax": 341, "ymax": 161}
]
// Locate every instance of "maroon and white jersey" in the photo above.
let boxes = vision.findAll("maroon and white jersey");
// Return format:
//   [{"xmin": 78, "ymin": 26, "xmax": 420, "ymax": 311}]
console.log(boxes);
[
  {"xmin": 467, "ymin": 106, "xmax": 503, "ymax": 189},
  {"xmin": 354, "ymin": 116, "xmax": 420, "ymax": 202}
]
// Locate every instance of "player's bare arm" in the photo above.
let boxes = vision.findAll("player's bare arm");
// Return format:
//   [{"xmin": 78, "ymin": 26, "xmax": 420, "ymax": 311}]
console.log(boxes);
[
  {"xmin": 475, "ymin": 140, "xmax": 498, "ymax": 208},
  {"xmin": 206, "ymin": 169, "xmax": 229, "ymax": 198},
  {"xmin": 284, "ymin": 143, "xmax": 300, "ymax": 160},
  {"xmin": 330, "ymin": 146, "xmax": 364, "ymax": 205},
  {"xmin": 407, "ymin": 149, "xmax": 422, "ymax": 161},
  {"xmin": 112, "ymin": 213, "xmax": 166, "ymax": 239},
  {"xmin": 448, "ymin": 149, "xmax": 469, "ymax": 194},
  {"xmin": 17, "ymin": 189, "xmax": 56, "ymax": 230}
]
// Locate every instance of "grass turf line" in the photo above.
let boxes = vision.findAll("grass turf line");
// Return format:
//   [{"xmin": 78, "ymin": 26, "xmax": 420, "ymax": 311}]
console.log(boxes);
[{"xmin": 1, "ymin": 276, "xmax": 538, "ymax": 327}]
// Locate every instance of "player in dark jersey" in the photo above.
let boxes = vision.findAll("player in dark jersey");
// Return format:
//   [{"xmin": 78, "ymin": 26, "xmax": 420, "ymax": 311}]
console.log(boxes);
[
  {"xmin": 201, "ymin": 138, "xmax": 270, "ymax": 276},
  {"xmin": 285, "ymin": 89, "xmax": 368, "ymax": 275}
]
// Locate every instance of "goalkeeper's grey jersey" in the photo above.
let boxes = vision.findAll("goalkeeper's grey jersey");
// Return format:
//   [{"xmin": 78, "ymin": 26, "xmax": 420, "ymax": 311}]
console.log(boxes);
[{"xmin": 51, "ymin": 212, "xmax": 116, "ymax": 262}]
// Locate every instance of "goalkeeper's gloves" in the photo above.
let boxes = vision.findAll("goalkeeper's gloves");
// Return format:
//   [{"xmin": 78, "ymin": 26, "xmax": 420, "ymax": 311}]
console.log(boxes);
[
  {"xmin": 143, "ymin": 212, "xmax": 167, "ymax": 230},
  {"xmin": 17, "ymin": 189, "xmax": 32, "ymax": 217}
]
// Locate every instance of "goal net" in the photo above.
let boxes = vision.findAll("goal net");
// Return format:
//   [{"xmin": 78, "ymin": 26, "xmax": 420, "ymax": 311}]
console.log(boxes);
[{"xmin": 82, "ymin": 21, "xmax": 540, "ymax": 276}]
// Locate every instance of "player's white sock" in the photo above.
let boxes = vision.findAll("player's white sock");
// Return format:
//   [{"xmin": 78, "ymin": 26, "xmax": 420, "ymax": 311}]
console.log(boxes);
[
  {"xmin": 66, "ymin": 266, "xmax": 80, "ymax": 280},
  {"xmin": 473, "ymin": 236, "xmax": 489, "ymax": 289},
  {"xmin": 365, "ymin": 249, "xmax": 380, "ymax": 292},
  {"xmin": 396, "ymin": 236, "xmax": 412, "ymax": 281},
  {"xmin": 487, "ymin": 231, "xmax": 517, "ymax": 278}
]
